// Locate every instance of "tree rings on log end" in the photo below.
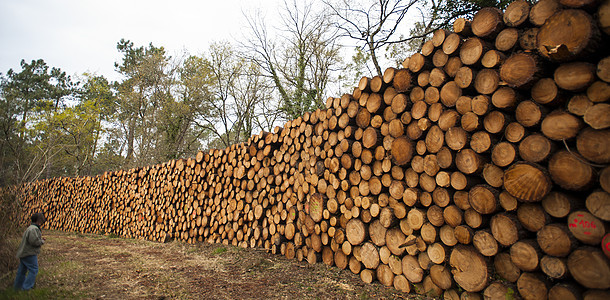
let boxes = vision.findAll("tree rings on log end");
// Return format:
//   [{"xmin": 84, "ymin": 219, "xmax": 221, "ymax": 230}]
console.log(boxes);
[
  {"xmin": 503, "ymin": 162, "xmax": 552, "ymax": 202},
  {"xmin": 391, "ymin": 136, "xmax": 414, "ymax": 166}
]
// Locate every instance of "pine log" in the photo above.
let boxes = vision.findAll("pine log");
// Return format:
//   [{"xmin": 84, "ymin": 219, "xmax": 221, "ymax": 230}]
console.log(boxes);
[
  {"xmin": 453, "ymin": 17, "xmax": 472, "ymax": 36},
  {"xmin": 503, "ymin": 162, "xmax": 552, "ymax": 202},
  {"xmin": 567, "ymin": 211, "xmax": 606, "ymax": 245},
  {"xmin": 474, "ymin": 69, "xmax": 499, "ymax": 95},
  {"xmin": 495, "ymin": 28, "xmax": 519, "ymax": 51},
  {"xmin": 504, "ymin": 0, "xmax": 531, "ymax": 27},
  {"xmin": 517, "ymin": 272, "xmax": 548, "ymax": 300},
  {"xmin": 491, "ymin": 213, "xmax": 523, "ymax": 247},
  {"xmin": 548, "ymin": 150, "xmax": 594, "ymax": 191},
  {"xmin": 449, "ymin": 245, "xmax": 489, "ymax": 292},
  {"xmin": 402, "ymin": 254, "xmax": 424, "ymax": 283},
  {"xmin": 460, "ymin": 38, "xmax": 489, "ymax": 66},
  {"xmin": 548, "ymin": 283, "xmax": 582, "ymax": 300},
  {"xmin": 586, "ymin": 190, "xmax": 610, "ymax": 221},
  {"xmin": 510, "ymin": 240, "xmax": 541, "ymax": 272},
  {"xmin": 529, "ymin": 0, "xmax": 560, "ymax": 26},
  {"xmin": 540, "ymin": 255, "xmax": 568, "ymax": 279},
  {"xmin": 554, "ymin": 62, "xmax": 597, "ymax": 91},
  {"xmin": 537, "ymin": 9, "xmax": 600, "ymax": 61},
  {"xmin": 346, "ymin": 218, "xmax": 368, "ymax": 246},
  {"xmin": 500, "ymin": 53, "xmax": 540, "ymax": 89},
  {"xmin": 472, "ymin": 229, "xmax": 499, "ymax": 257},
  {"xmin": 584, "ymin": 103, "xmax": 610, "ymax": 129},
  {"xmin": 517, "ymin": 203, "xmax": 549, "ymax": 232},
  {"xmin": 541, "ymin": 191, "xmax": 580, "ymax": 218},
  {"xmin": 390, "ymin": 136, "xmax": 414, "ymax": 166},
  {"xmin": 567, "ymin": 247, "xmax": 610, "ymax": 289},
  {"xmin": 494, "ymin": 252, "xmax": 521, "ymax": 283},
  {"xmin": 519, "ymin": 134, "xmax": 554, "ymax": 163},
  {"xmin": 472, "ymin": 7, "xmax": 505, "ymax": 38}
]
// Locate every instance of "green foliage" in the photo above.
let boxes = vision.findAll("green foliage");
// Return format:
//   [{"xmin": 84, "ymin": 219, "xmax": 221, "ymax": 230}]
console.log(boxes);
[
  {"xmin": 0, "ymin": 59, "xmax": 77, "ymax": 185},
  {"xmin": 212, "ymin": 247, "xmax": 227, "ymax": 255}
]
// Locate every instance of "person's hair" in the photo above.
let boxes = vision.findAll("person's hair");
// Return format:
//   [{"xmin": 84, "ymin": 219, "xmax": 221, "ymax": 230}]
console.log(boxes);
[{"xmin": 31, "ymin": 213, "xmax": 45, "ymax": 224}]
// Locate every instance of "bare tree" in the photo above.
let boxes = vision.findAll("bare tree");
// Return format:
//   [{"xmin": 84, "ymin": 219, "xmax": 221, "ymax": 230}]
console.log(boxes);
[
  {"xmin": 241, "ymin": 0, "xmax": 342, "ymax": 120},
  {"xmin": 324, "ymin": 0, "xmax": 420, "ymax": 77},
  {"xmin": 325, "ymin": 0, "xmax": 493, "ymax": 77}
]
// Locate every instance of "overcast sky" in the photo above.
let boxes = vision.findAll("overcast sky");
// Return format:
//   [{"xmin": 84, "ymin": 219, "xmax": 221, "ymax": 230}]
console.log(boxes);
[{"xmin": 0, "ymin": 0, "xmax": 280, "ymax": 81}]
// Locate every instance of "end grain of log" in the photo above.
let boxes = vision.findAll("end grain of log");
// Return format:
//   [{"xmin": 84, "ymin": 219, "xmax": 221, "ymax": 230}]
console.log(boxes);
[{"xmin": 503, "ymin": 162, "xmax": 552, "ymax": 202}]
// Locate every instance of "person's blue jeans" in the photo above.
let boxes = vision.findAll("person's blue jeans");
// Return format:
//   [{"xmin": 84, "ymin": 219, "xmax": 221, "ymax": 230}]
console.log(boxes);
[{"xmin": 13, "ymin": 255, "xmax": 38, "ymax": 290}]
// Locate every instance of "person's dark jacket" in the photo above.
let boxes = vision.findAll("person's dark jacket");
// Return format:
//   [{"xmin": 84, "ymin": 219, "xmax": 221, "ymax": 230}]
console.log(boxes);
[{"xmin": 16, "ymin": 224, "xmax": 44, "ymax": 258}]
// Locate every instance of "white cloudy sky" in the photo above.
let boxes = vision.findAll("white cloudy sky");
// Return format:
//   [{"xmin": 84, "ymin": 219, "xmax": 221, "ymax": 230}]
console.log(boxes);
[{"xmin": 0, "ymin": 0, "xmax": 281, "ymax": 81}]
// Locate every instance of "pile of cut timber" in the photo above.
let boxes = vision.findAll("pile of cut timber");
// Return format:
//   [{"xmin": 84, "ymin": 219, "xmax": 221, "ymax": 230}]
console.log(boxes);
[{"xmin": 7, "ymin": 0, "xmax": 610, "ymax": 299}]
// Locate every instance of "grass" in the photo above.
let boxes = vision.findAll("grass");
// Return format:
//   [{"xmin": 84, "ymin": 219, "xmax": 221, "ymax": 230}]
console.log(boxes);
[
  {"xmin": 211, "ymin": 247, "xmax": 227, "ymax": 255},
  {"xmin": 1, "ymin": 230, "xmax": 429, "ymax": 299},
  {"xmin": 0, "ymin": 287, "xmax": 79, "ymax": 300}
]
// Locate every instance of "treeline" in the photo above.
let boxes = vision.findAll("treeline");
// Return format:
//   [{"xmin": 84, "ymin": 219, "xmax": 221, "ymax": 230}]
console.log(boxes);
[{"xmin": 0, "ymin": 0, "xmax": 508, "ymax": 186}]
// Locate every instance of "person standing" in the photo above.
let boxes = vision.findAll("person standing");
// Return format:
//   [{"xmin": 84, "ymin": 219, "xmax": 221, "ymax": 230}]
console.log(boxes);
[{"xmin": 13, "ymin": 212, "xmax": 46, "ymax": 291}]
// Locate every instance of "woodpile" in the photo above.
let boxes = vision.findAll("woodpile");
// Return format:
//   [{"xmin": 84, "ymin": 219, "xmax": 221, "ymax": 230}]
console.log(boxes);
[{"xmin": 8, "ymin": 0, "xmax": 610, "ymax": 298}]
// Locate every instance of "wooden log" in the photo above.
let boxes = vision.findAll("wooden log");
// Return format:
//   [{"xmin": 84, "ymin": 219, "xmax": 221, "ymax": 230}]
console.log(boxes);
[
  {"xmin": 468, "ymin": 185, "xmax": 499, "ymax": 215},
  {"xmin": 531, "ymin": 78, "xmax": 563, "ymax": 106},
  {"xmin": 443, "ymin": 33, "xmax": 462, "ymax": 55},
  {"xmin": 390, "ymin": 136, "xmax": 414, "ymax": 166},
  {"xmin": 503, "ymin": 162, "xmax": 552, "ymax": 202},
  {"xmin": 500, "ymin": 53, "xmax": 540, "ymax": 89},
  {"xmin": 554, "ymin": 61, "xmax": 597, "ymax": 91},
  {"xmin": 515, "ymin": 100, "xmax": 543, "ymax": 128},
  {"xmin": 567, "ymin": 210, "xmax": 606, "ymax": 245},
  {"xmin": 402, "ymin": 255, "xmax": 424, "ymax": 283},
  {"xmin": 346, "ymin": 218, "xmax": 368, "ymax": 246},
  {"xmin": 598, "ymin": 56, "xmax": 610, "ymax": 83},
  {"xmin": 541, "ymin": 191, "xmax": 580, "ymax": 218},
  {"xmin": 474, "ymin": 69, "xmax": 499, "ymax": 95},
  {"xmin": 586, "ymin": 190, "xmax": 610, "ymax": 221},
  {"xmin": 601, "ymin": 0, "xmax": 610, "ymax": 35},
  {"xmin": 472, "ymin": 7, "xmax": 504, "ymax": 38},
  {"xmin": 494, "ymin": 252, "xmax": 521, "ymax": 283},
  {"xmin": 540, "ymin": 255, "xmax": 568, "ymax": 279},
  {"xmin": 584, "ymin": 103, "xmax": 610, "ymax": 129},
  {"xmin": 537, "ymin": 9, "xmax": 600, "ymax": 61},
  {"xmin": 495, "ymin": 28, "xmax": 519, "ymax": 51},
  {"xmin": 492, "ymin": 87, "xmax": 520, "ymax": 110},
  {"xmin": 483, "ymin": 282, "xmax": 511, "ymax": 300},
  {"xmin": 453, "ymin": 17, "xmax": 472, "ymax": 36},
  {"xmin": 430, "ymin": 264, "xmax": 453, "ymax": 290},
  {"xmin": 549, "ymin": 150, "xmax": 594, "ymax": 191},
  {"xmin": 519, "ymin": 134, "xmax": 554, "ymax": 163},
  {"xmin": 510, "ymin": 240, "xmax": 541, "ymax": 272},
  {"xmin": 472, "ymin": 229, "xmax": 498, "ymax": 257},
  {"xmin": 386, "ymin": 227, "xmax": 406, "ymax": 256},
  {"xmin": 377, "ymin": 264, "xmax": 394, "ymax": 287},
  {"xmin": 449, "ymin": 245, "xmax": 489, "ymax": 292},
  {"xmin": 529, "ymin": 0, "xmax": 560, "ymax": 26},
  {"xmin": 460, "ymin": 37, "xmax": 489, "ymax": 66},
  {"xmin": 517, "ymin": 272, "xmax": 548, "ymax": 300},
  {"xmin": 548, "ymin": 283, "xmax": 582, "ymax": 300},
  {"xmin": 567, "ymin": 247, "xmax": 610, "ymax": 289},
  {"xmin": 490, "ymin": 213, "xmax": 523, "ymax": 247},
  {"xmin": 504, "ymin": 0, "xmax": 531, "ymax": 27}
]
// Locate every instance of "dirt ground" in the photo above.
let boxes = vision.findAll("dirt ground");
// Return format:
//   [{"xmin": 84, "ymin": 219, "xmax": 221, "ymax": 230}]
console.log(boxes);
[{"xmin": 0, "ymin": 230, "xmax": 431, "ymax": 299}]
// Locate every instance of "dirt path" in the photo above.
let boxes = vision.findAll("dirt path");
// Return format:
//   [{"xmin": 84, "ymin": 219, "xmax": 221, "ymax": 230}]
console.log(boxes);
[{"xmin": 1, "ymin": 230, "xmax": 424, "ymax": 299}]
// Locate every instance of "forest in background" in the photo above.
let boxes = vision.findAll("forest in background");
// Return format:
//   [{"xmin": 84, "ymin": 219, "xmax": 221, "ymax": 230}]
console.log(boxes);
[{"xmin": 0, "ymin": 0, "xmax": 511, "ymax": 186}]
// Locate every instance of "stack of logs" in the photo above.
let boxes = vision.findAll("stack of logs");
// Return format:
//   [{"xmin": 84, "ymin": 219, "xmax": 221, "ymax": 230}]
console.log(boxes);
[{"xmin": 9, "ymin": 0, "xmax": 610, "ymax": 299}]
